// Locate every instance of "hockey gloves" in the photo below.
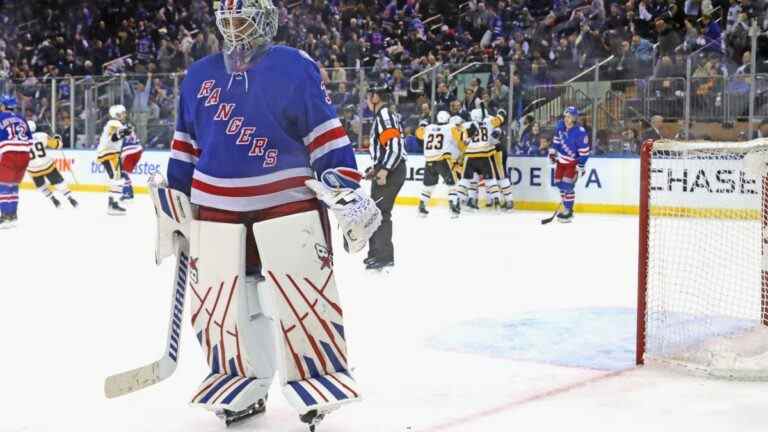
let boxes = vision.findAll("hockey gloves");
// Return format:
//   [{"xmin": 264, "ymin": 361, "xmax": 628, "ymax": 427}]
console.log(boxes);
[{"xmin": 306, "ymin": 168, "xmax": 382, "ymax": 254}]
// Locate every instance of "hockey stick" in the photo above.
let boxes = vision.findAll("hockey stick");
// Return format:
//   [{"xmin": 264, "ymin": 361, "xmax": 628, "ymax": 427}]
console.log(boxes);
[
  {"xmin": 541, "ymin": 203, "xmax": 563, "ymax": 225},
  {"xmin": 56, "ymin": 149, "xmax": 80, "ymax": 185},
  {"xmin": 104, "ymin": 235, "xmax": 190, "ymax": 398}
]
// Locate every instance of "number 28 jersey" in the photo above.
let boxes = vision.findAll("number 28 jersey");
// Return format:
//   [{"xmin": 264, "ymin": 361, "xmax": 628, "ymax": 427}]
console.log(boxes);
[
  {"xmin": 422, "ymin": 123, "xmax": 463, "ymax": 162},
  {"xmin": 462, "ymin": 115, "xmax": 503, "ymax": 155}
]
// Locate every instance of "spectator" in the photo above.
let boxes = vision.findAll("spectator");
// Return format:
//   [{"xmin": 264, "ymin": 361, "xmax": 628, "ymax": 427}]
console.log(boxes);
[
  {"xmin": 125, "ymin": 73, "xmax": 152, "ymax": 143},
  {"xmin": 157, "ymin": 38, "xmax": 179, "ymax": 73},
  {"xmin": 619, "ymin": 127, "xmax": 640, "ymax": 153},
  {"xmin": 631, "ymin": 34, "xmax": 654, "ymax": 63},
  {"xmin": 756, "ymin": 119, "xmax": 768, "ymax": 139},
  {"xmin": 642, "ymin": 115, "xmax": 665, "ymax": 141},
  {"xmin": 190, "ymin": 32, "xmax": 208, "ymax": 62},
  {"xmin": 206, "ymin": 30, "xmax": 220, "ymax": 55}
]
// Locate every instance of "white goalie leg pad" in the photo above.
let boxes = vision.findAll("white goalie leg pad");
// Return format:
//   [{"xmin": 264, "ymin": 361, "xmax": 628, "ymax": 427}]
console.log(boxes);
[
  {"xmin": 149, "ymin": 176, "xmax": 193, "ymax": 264},
  {"xmin": 187, "ymin": 220, "xmax": 274, "ymax": 412},
  {"xmin": 252, "ymin": 210, "xmax": 361, "ymax": 415}
]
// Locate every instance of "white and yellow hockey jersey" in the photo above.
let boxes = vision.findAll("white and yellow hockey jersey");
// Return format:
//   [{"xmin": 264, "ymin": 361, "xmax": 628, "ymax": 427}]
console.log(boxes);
[
  {"xmin": 27, "ymin": 131, "xmax": 63, "ymax": 177},
  {"xmin": 463, "ymin": 115, "xmax": 504, "ymax": 156},
  {"xmin": 97, "ymin": 119, "xmax": 125, "ymax": 164},
  {"xmin": 420, "ymin": 123, "xmax": 464, "ymax": 162}
]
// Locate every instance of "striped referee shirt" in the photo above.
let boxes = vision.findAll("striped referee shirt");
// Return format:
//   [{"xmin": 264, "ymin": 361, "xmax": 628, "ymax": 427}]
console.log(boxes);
[{"xmin": 369, "ymin": 105, "xmax": 407, "ymax": 171}]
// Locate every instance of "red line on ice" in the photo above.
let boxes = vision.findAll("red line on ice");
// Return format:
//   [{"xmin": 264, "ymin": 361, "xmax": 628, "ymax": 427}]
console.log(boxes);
[{"xmin": 420, "ymin": 369, "xmax": 632, "ymax": 432}]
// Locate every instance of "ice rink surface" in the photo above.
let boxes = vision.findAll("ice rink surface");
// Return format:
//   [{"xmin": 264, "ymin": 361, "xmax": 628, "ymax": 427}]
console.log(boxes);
[{"xmin": 2, "ymin": 191, "xmax": 767, "ymax": 432}]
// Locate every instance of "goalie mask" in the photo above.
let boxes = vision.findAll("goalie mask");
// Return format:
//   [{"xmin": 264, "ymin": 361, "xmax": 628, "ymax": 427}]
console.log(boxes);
[{"xmin": 215, "ymin": 0, "xmax": 278, "ymax": 55}]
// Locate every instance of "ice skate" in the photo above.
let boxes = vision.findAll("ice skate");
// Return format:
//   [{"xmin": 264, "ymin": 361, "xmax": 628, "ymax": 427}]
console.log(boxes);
[
  {"xmin": 366, "ymin": 258, "xmax": 394, "ymax": 271},
  {"xmin": 557, "ymin": 208, "xmax": 574, "ymax": 223},
  {"xmin": 108, "ymin": 197, "xmax": 126, "ymax": 215},
  {"xmin": 68, "ymin": 196, "xmax": 79, "ymax": 208},
  {"xmin": 504, "ymin": 200, "xmax": 514, "ymax": 212},
  {"xmin": 418, "ymin": 201, "xmax": 429, "ymax": 217},
  {"xmin": 449, "ymin": 201, "xmax": 460, "ymax": 218},
  {"xmin": 466, "ymin": 198, "xmax": 479, "ymax": 211},
  {"xmin": 300, "ymin": 409, "xmax": 326, "ymax": 432},
  {"xmin": 217, "ymin": 397, "xmax": 267, "ymax": 427},
  {"xmin": 0, "ymin": 214, "xmax": 19, "ymax": 229},
  {"xmin": 50, "ymin": 196, "xmax": 61, "ymax": 208}
]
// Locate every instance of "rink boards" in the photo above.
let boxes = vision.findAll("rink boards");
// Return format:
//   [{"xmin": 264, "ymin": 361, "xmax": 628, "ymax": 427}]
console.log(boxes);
[{"xmin": 18, "ymin": 150, "xmax": 765, "ymax": 217}]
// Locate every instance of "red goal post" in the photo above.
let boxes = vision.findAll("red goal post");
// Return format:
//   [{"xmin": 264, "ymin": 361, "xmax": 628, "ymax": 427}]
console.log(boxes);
[{"xmin": 637, "ymin": 138, "xmax": 768, "ymax": 379}]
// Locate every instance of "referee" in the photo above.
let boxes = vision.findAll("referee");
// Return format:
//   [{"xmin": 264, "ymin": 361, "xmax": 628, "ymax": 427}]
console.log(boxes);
[{"xmin": 364, "ymin": 81, "xmax": 407, "ymax": 270}]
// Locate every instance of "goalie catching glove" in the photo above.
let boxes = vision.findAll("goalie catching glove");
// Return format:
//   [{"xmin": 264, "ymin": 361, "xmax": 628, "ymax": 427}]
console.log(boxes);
[{"xmin": 305, "ymin": 168, "xmax": 382, "ymax": 254}]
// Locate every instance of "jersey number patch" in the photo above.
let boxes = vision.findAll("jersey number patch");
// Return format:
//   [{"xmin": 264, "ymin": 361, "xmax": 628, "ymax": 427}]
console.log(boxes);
[
  {"xmin": 425, "ymin": 133, "xmax": 444, "ymax": 150},
  {"xmin": 472, "ymin": 126, "xmax": 489, "ymax": 143},
  {"xmin": 29, "ymin": 142, "xmax": 47, "ymax": 160}
]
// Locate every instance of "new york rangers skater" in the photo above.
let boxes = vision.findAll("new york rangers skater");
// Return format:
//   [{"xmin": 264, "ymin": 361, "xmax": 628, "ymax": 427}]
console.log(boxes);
[
  {"xmin": 125, "ymin": 0, "xmax": 381, "ymax": 430},
  {"xmin": 549, "ymin": 106, "xmax": 589, "ymax": 222},
  {"xmin": 0, "ymin": 95, "xmax": 32, "ymax": 229}
]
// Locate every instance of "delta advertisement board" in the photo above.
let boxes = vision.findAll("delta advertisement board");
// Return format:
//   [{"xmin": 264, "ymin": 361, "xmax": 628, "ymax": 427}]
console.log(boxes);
[{"xmin": 21, "ymin": 150, "xmax": 763, "ymax": 213}]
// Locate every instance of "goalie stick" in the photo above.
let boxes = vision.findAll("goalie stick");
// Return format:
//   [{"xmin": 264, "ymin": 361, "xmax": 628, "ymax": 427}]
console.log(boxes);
[{"xmin": 104, "ymin": 235, "xmax": 189, "ymax": 398}]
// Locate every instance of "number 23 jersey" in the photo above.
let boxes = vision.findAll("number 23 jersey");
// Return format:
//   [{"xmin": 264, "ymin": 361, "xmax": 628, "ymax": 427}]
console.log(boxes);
[
  {"xmin": 167, "ymin": 45, "xmax": 357, "ymax": 212},
  {"xmin": 422, "ymin": 123, "xmax": 462, "ymax": 161}
]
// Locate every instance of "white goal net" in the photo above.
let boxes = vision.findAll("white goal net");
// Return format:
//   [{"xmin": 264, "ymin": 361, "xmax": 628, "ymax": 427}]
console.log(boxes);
[{"xmin": 637, "ymin": 139, "xmax": 768, "ymax": 379}]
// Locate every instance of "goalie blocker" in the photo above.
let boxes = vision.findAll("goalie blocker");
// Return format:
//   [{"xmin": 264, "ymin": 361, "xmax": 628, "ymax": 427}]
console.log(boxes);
[{"xmin": 107, "ymin": 172, "xmax": 379, "ymax": 425}]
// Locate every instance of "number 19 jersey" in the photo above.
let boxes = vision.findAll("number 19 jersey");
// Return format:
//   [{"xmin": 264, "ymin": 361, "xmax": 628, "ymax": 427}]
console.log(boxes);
[{"xmin": 422, "ymin": 123, "xmax": 462, "ymax": 162}]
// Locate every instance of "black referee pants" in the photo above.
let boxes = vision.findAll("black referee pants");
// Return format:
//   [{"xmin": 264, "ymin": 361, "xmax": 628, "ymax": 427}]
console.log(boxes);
[{"xmin": 368, "ymin": 161, "xmax": 407, "ymax": 262}]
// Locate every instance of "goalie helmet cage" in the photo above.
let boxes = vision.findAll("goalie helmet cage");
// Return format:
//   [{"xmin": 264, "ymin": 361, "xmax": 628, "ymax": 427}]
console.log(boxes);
[{"xmin": 636, "ymin": 139, "xmax": 768, "ymax": 379}]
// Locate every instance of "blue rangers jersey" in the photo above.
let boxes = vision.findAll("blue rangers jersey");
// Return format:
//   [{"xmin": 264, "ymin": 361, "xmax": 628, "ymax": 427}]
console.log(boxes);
[
  {"xmin": 0, "ymin": 111, "xmax": 33, "ymax": 158},
  {"xmin": 552, "ymin": 119, "xmax": 590, "ymax": 167},
  {"xmin": 168, "ymin": 46, "xmax": 357, "ymax": 211}
]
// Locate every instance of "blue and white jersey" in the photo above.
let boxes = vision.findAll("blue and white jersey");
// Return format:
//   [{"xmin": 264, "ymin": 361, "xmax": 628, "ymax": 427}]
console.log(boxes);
[
  {"xmin": 552, "ymin": 119, "xmax": 589, "ymax": 167},
  {"xmin": 168, "ymin": 45, "xmax": 357, "ymax": 211},
  {"xmin": 0, "ymin": 111, "xmax": 32, "ymax": 157}
]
